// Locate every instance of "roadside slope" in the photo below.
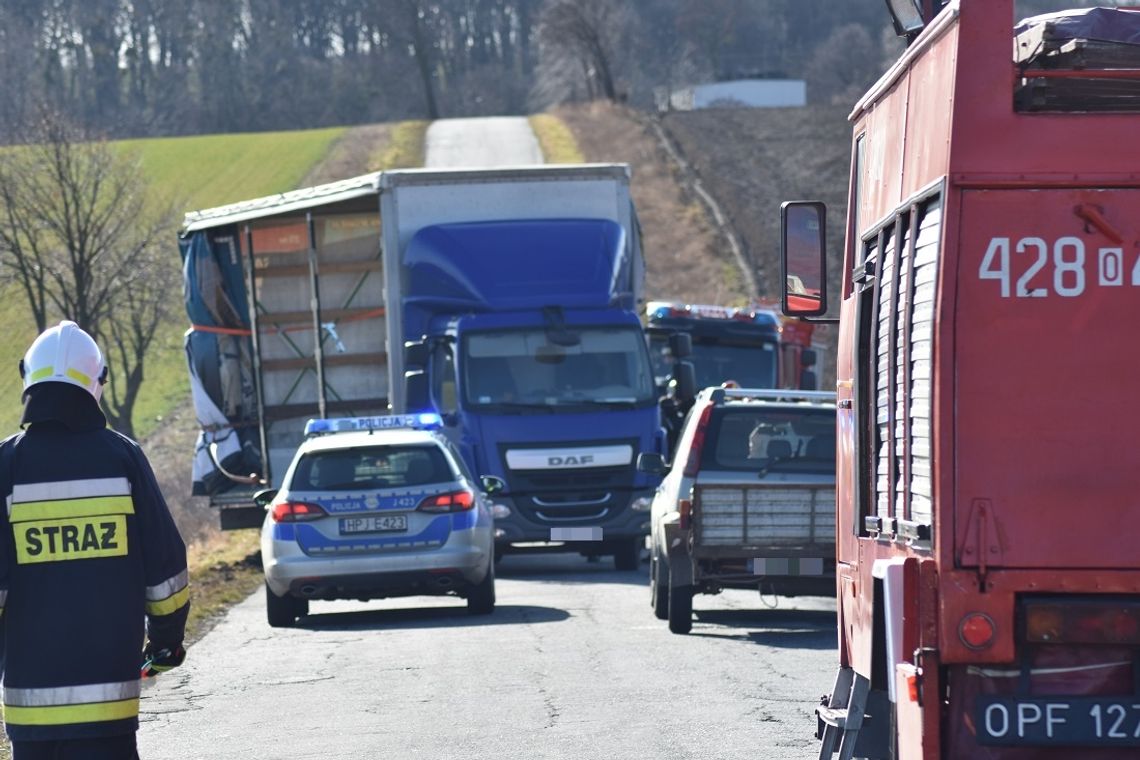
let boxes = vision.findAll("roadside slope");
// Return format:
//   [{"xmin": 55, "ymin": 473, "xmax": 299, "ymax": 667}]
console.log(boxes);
[{"xmin": 555, "ymin": 103, "xmax": 749, "ymax": 306}]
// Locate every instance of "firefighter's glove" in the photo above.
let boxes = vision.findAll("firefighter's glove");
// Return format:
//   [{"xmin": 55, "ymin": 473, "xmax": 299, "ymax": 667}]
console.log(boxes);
[{"xmin": 141, "ymin": 643, "xmax": 186, "ymax": 678}]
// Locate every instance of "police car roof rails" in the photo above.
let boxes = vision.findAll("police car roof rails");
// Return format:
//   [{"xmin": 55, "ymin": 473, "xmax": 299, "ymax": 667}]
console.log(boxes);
[
  {"xmin": 708, "ymin": 388, "xmax": 837, "ymax": 405},
  {"xmin": 304, "ymin": 413, "xmax": 442, "ymax": 437}
]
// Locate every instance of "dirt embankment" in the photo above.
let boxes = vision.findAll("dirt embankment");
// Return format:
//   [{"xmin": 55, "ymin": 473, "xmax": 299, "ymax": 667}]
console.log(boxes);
[
  {"xmin": 555, "ymin": 103, "xmax": 751, "ymax": 306},
  {"xmin": 661, "ymin": 106, "xmax": 853, "ymax": 302},
  {"xmin": 558, "ymin": 103, "xmax": 853, "ymax": 383}
]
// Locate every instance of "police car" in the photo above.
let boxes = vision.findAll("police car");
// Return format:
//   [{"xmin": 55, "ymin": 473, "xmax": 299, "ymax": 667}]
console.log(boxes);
[{"xmin": 259, "ymin": 413, "xmax": 495, "ymax": 627}]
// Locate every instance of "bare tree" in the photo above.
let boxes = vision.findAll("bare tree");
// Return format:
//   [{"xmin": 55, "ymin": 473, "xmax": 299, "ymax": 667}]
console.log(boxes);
[
  {"xmin": 804, "ymin": 23, "xmax": 883, "ymax": 105},
  {"xmin": 533, "ymin": 0, "xmax": 632, "ymax": 107},
  {"xmin": 0, "ymin": 111, "xmax": 180, "ymax": 438}
]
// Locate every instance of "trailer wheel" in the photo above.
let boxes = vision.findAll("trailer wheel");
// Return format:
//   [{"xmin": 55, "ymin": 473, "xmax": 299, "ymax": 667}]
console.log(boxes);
[
  {"xmin": 612, "ymin": 537, "xmax": 641, "ymax": 571},
  {"xmin": 265, "ymin": 583, "xmax": 306, "ymax": 628},
  {"xmin": 667, "ymin": 575, "xmax": 693, "ymax": 634},
  {"xmin": 651, "ymin": 551, "xmax": 669, "ymax": 620}
]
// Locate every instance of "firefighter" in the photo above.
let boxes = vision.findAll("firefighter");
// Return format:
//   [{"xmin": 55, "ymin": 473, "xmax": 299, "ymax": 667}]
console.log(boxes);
[{"xmin": 0, "ymin": 321, "xmax": 190, "ymax": 759}]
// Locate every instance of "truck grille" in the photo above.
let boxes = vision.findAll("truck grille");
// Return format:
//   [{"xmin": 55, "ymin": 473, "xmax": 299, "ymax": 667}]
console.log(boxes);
[
  {"xmin": 505, "ymin": 465, "xmax": 634, "ymax": 524},
  {"xmin": 696, "ymin": 486, "xmax": 835, "ymax": 546}
]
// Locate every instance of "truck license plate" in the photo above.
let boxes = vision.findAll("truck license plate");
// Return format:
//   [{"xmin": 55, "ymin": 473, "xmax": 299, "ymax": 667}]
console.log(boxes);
[
  {"xmin": 977, "ymin": 697, "xmax": 1140, "ymax": 746},
  {"xmin": 550, "ymin": 527, "xmax": 603, "ymax": 541},
  {"xmin": 339, "ymin": 514, "xmax": 408, "ymax": 535}
]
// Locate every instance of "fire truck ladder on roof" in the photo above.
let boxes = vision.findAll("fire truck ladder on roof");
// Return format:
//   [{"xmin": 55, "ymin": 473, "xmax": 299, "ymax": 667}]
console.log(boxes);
[{"xmin": 816, "ymin": 667, "xmax": 871, "ymax": 760}]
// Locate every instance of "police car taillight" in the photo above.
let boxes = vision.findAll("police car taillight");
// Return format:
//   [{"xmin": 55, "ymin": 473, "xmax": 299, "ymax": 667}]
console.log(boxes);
[
  {"xmin": 270, "ymin": 501, "xmax": 327, "ymax": 523},
  {"xmin": 417, "ymin": 490, "xmax": 475, "ymax": 513}
]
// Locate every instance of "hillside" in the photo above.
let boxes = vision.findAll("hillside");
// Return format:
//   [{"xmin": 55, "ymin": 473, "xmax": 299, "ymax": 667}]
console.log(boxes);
[
  {"xmin": 660, "ymin": 106, "xmax": 853, "ymax": 382},
  {"xmin": 555, "ymin": 103, "xmax": 851, "ymax": 383}
]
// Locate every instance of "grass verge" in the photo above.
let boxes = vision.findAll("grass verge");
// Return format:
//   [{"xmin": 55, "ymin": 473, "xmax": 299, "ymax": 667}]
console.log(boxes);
[
  {"xmin": 185, "ymin": 529, "xmax": 264, "ymax": 644},
  {"xmin": 369, "ymin": 120, "xmax": 429, "ymax": 170},
  {"xmin": 529, "ymin": 114, "xmax": 586, "ymax": 164}
]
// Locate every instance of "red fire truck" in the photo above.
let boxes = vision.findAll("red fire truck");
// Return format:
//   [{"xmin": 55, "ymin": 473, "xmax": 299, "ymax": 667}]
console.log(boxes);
[{"xmin": 781, "ymin": 1, "xmax": 1140, "ymax": 758}]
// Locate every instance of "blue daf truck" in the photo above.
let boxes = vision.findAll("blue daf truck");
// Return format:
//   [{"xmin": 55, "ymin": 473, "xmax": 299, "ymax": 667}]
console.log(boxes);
[{"xmin": 179, "ymin": 165, "xmax": 665, "ymax": 569}]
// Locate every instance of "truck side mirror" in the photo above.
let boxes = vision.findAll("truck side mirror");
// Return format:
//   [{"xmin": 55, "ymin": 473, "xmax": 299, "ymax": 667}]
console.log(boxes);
[
  {"xmin": 405, "ymin": 369, "xmax": 430, "ymax": 412},
  {"xmin": 673, "ymin": 360, "xmax": 697, "ymax": 403},
  {"xmin": 780, "ymin": 201, "xmax": 828, "ymax": 317},
  {"xmin": 480, "ymin": 475, "xmax": 505, "ymax": 494},
  {"xmin": 637, "ymin": 452, "xmax": 668, "ymax": 475},
  {"xmin": 405, "ymin": 339, "xmax": 429, "ymax": 368},
  {"xmin": 668, "ymin": 332, "xmax": 692, "ymax": 359}
]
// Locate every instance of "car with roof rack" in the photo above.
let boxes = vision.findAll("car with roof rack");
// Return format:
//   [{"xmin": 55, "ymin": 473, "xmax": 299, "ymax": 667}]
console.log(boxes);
[
  {"xmin": 258, "ymin": 412, "xmax": 496, "ymax": 627},
  {"xmin": 637, "ymin": 387, "xmax": 837, "ymax": 634}
]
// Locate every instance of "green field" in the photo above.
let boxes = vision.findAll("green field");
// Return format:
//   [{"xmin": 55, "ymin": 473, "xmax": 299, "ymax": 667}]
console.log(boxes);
[{"xmin": 0, "ymin": 127, "xmax": 346, "ymax": 438}]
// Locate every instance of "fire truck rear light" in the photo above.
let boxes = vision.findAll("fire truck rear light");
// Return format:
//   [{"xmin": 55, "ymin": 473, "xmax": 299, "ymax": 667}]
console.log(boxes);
[
  {"xmin": 959, "ymin": 613, "xmax": 996, "ymax": 650},
  {"xmin": 906, "ymin": 672, "xmax": 919, "ymax": 703},
  {"xmin": 678, "ymin": 499, "xmax": 692, "ymax": 530},
  {"xmin": 270, "ymin": 501, "xmax": 327, "ymax": 523},
  {"xmin": 417, "ymin": 490, "xmax": 475, "ymax": 513},
  {"xmin": 1024, "ymin": 600, "xmax": 1140, "ymax": 645}
]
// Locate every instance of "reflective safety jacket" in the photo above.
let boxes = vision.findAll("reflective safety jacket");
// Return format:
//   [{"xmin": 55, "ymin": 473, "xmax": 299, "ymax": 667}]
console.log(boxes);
[{"xmin": 0, "ymin": 417, "xmax": 189, "ymax": 742}]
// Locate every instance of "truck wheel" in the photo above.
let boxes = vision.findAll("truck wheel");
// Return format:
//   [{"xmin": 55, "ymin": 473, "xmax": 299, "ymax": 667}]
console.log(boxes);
[
  {"xmin": 667, "ymin": 576, "xmax": 693, "ymax": 634},
  {"xmin": 651, "ymin": 551, "xmax": 669, "ymax": 620},
  {"xmin": 467, "ymin": 564, "xmax": 496, "ymax": 615},
  {"xmin": 613, "ymin": 537, "xmax": 641, "ymax": 571},
  {"xmin": 266, "ymin": 583, "xmax": 304, "ymax": 628}
]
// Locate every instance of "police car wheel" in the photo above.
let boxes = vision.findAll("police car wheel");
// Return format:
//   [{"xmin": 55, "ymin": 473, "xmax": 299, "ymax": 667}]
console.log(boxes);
[
  {"xmin": 467, "ymin": 564, "xmax": 496, "ymax": 615},
  {"xmin": 613, "ymin": 537, "xmax": 640, "ymax": 571},
  {"xmin": 266, "ymin": 583, "xmax": 303, "ymax": 628}
]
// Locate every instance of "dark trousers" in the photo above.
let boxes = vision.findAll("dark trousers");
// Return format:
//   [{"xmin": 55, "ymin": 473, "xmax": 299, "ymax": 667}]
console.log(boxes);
[{"xmin": 11, "ymin": 733, "xmax": 139, "ymax": 760}]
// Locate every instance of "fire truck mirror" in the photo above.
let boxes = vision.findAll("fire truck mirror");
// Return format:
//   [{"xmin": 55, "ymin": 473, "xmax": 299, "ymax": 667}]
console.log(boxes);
[{"xmin": 780, "ymin": 201, "xmax": 828, "ymax": 318}]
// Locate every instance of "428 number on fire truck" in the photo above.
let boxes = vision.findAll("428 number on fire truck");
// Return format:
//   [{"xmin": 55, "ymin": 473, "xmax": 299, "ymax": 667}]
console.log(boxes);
[{"xmin": 978, "ymin": 237, "xmax": 1140, "ymax": 298}]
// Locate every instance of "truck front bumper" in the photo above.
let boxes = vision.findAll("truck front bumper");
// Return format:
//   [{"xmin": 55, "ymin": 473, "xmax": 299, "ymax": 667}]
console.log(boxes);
[{"xmin": 491, "ymin": 489, "xmax": 653, "ymax": 551}]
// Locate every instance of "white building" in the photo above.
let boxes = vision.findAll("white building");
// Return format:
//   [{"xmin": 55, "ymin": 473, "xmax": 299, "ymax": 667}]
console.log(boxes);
[{"xmin": 663, "ymin": 79, "xmax": 807, "ymax": 111}]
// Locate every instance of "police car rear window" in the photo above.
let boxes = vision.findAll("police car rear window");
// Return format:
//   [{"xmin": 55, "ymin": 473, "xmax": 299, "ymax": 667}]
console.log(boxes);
[
  {"xmin": 703, "ymin": 407, "xmax": 835, "ymax": 474},
  {"xmin": 291, "ymin": 446, "xmax": 453, "ymax": 491}
]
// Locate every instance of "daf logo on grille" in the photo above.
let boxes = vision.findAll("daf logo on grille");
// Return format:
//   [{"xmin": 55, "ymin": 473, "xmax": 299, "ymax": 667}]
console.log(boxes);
[{"xmin": 548, "ymin": 455, "xmax": 593, "ymax": 467}]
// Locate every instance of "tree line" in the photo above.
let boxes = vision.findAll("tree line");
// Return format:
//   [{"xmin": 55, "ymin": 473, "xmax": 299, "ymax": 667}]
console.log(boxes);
[
  {"xmin": 0, "ymin": 0, "xmax": 912, "ymax": 141},
  {"xmin": 0, "ymin": 0, "xmax": 1123, "ymax": 141}
]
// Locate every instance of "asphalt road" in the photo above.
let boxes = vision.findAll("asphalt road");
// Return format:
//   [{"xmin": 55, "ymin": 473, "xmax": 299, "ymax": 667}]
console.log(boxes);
[
  {"xmin": 424, "ymin": 116, "xmax": 543, "ymax": 168},
  {"xmin": 137, "ymin": 555, "xmax": 837, "ymax": 759}
]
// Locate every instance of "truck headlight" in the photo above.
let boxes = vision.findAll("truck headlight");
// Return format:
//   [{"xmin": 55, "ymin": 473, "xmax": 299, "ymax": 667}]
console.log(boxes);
[{"xmin": 631, "ymin": 497, "xmax": 653, "ymax": 512}]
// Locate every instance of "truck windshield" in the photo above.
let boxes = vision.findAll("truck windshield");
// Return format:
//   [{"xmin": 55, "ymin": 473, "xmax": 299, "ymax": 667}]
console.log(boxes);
[
  {"xmin": 462, "ymin": 326, "xmax": 656, "ymax": 409},
  {"xmin": 704, "ymin": 406, "xmax": 835, "ymax": 475},
  {"xmin": 649, "ymin": 336, "xmax": 778, "ymax": 389}
]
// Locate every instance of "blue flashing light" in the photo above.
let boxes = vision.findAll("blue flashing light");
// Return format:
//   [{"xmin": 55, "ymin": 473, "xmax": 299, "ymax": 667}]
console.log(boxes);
[{"xmin": 304, "ymin": 413, "xmax": 442, "ymax": 437}]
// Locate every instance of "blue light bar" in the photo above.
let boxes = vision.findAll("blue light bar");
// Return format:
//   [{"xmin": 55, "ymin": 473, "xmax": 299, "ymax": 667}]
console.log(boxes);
[{"xmin": 304, "ymin": 413, "xmax": 442, "ymax": 437}]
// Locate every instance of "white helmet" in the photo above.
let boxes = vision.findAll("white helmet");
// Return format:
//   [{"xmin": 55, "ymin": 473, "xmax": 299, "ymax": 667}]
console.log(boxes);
[{"xmin": 20, "ymin": 321, "xmax": 108, "ymax": 402}]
